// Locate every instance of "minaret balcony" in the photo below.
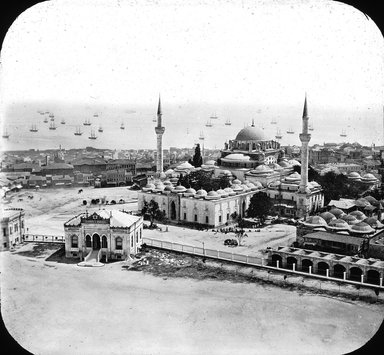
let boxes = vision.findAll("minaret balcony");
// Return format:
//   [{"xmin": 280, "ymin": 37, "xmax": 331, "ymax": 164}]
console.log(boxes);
[
  {"xmin": 299, "ymin": 133, "xmax": 311, "ymax": 142},
  {"xmin": 155, "ymin": 127, "xmax": 165, "ymax": 134}
]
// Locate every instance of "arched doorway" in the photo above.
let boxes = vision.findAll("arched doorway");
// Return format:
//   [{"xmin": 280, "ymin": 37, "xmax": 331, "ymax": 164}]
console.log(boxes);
[
  {"xmin": 271, "ymin": 254, "xmax": 282, "ymax": 267},
  {"xmin": 317, "ymin": 261, "xmax": 329, "ymax": 276},
  {"xmin": 85, "ymin": 235, "xmax": 91, "ymax": 248},
  {"xmin": 301, "ymin": 259, "xmax": 313, "ymax": 273},
  {"xmin": 333, "ymin": 264, "xmax": 346, "ymax": 279},
  {"xmin": 102, "ymin": 235, "xmax": 107, "ymax": 249},
  {"xmin": 349, "ymin": 267, "xmax": 363, "ymax": 282},
  {"xmin": 92, "ymin": 233, "xmax": 101, "ymax": 249},
  {"xmin": 286, "ymin": 256, "xmax": 297, "ymax": 270},
  {"xmin": 367, "ymin": 270, "xmax": 381, "ymax": 285},
  {"xmin": 171, "ymin": 201, "xmax": 176, "ymax": 220}
]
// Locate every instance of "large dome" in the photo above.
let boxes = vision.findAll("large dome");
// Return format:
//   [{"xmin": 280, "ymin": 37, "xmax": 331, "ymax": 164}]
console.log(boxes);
[{"xmin": 235, "ymin": 126, "xmax": 266, "ymax": 141}]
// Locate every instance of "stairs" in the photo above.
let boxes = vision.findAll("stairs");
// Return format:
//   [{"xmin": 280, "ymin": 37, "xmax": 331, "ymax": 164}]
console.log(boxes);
[{"xmin": 78, "ymin": 249, "xmax": 104, "ymax": 267}]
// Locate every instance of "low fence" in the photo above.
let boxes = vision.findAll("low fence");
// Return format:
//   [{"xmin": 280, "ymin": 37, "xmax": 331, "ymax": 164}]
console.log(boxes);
[
  {"xmin": 23, "ymin": 234, "xmax": 65, "ymax": 243},
  {"xmin": 142, "ymin": 237, "xmax": 384, "ymax": 290}
]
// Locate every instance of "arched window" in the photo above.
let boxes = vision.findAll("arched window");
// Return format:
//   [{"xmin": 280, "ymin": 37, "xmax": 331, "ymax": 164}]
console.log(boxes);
[
  {"xmin": 71, "ymin": 235, "xmax": 78, "ymax": 248},
  {"xmin": 102, "ymin": 235, "xmax": 107, "ymax": 248},
  {"xmin": 115, "ymin": 237, "xmax": 122, "ymax": 250},
  {"xmin": 85, "ymin": 235, "xmax": 91, "ymax": 247}
]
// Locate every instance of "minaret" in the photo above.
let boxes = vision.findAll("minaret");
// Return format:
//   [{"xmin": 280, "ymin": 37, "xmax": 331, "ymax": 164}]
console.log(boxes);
[
  {"xmin": 155, "ymin": 95, "xmax": 165, "ymax": 174},
  {"xmin": 297, "ymin": 94, "xmax": 311, "ymax": 217}
]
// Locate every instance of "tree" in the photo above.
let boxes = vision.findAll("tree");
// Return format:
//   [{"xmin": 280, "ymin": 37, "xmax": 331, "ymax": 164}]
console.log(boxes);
[
  {"xmin": 234, "ymin": 218, "xmax": 248, "ymax": 246},
  {"xmin": 141, "ymin": 199, "xmax": 165, "ymax": 227},
  {"xmin": 246, "ymin": 192, "xmax": 273, "ymax": 224},
  {"xmin": 189, "ymin": 143, "xmax": 203, "ymax": 167}
]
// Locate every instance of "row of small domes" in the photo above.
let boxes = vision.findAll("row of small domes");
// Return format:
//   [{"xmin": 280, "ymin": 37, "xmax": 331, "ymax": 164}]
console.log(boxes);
[
  {"xmin": 347, "ymin": 171, "xmax": 378, "ymax": 182},
  {"xmin": 302, "ymin": 210, "xmax": 383, "ymax": 233},
  {"xmin": 142, "ymin": 179, "xmax": 263, "ymax": 199}
]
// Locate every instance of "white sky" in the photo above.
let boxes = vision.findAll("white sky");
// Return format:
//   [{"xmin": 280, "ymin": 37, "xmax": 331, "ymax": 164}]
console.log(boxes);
[
  {"xmin": 0, "ymin": 0, "xmax": 384, "ymax": 149},
  {"xmin": 1, "ymin": 0, "xmax": 383, "ymax": 107}
]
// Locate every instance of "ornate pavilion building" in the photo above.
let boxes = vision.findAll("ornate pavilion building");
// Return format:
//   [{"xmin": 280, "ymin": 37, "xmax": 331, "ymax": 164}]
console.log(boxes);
[{"xmin": 64, "ymin": 210, "xmax": 143, "ymax": 263}]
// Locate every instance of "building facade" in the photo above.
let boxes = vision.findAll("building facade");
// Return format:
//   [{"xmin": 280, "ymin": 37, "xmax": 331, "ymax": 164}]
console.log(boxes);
[
  {"xmin": 64, "ymin": 210, "xmax": 143, "ymax": 261},
  {"xmin": 1, "ymin": 208, "xmax": 25, "ymax": 250}
]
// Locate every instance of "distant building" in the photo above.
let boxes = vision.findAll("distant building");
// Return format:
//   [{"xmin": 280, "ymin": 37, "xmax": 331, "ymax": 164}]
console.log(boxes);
[
  {"xmin": 71, "ymin": 157, "xmax": 107, "ymax": 175},
  {"xmin": 41, "ymin": 163, "xmax": 74, "ymax": 177},
  {"xmin": 64, "ymin": 210, "xmax": 143, "ymax": 261},
  {"xmin": 1, "ymin": 208, "xmax": 25, "ymax": 250}
]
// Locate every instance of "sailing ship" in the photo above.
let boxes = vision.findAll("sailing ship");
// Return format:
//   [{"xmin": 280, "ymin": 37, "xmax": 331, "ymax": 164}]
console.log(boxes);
[
  {"xmin": 152, "ymin": 116, "xmax": 157, "ymax": 122},
  {"xmin": 74, "ymin": 126, "xmax": 83, "ymax": 136},
  {"xmin": 210, "ymin": 113, "xmax": 218, "ymax": 120},
  {"xmin": 2, "ymin": 129, "xmax": 9, "ymax": 139},
  {"xmin": 286, "ymin": 127, "xmax": 294, "ymax": 134},
  {"xmin": 61, "ymin": 119, "xmax": 66, "ymax": 124},
  {"xmin": 205, "ymin": 119, "xmax": 213, "ymax": 127},
  {"xmin": 88, "ymin": 130, "xmax": 97, "ymax": 139},
  {"xmin": 49, "ymin": 113, "xmax": 54, "ymax": 121},
  {"xmin": 308, "ymin": 122, "xmax": 314, "ymax": 131},
  {"xmin": 30, "ymin": 124, "xmax": 38, "ymax": 132},
  {"xmin": 93, "ymin": 113, "xmax": 99, "ymax": 118},
  {"xmin": 225, "ymin": 118, "xmax": 231, "ymax": 126},
  {"xmin": 83, "ymin": 118, "xmax": 91, "ymax": 126},
  {"xmin": 98, "ymin": 125, "xmax": 103, "ymax": 133},
  {"xmin": 43, "ymin": 116, "xmax": 48, "ymax": 123},
  {"xmin": 275, "ymin": 128, "xmax": 282, "ymax": 139},
  {"xmin": 49, "ymin": 122, "xmax": 57, "ymax": 130},
  {"xmin": 340, "ymin": 129, "xmax": 347, "ymax": 137},
  {"xmin": 120, "ymin": 122, "xmax": 125, "ymax": 130},
  {"xmin": 271, "ymin": 118, "xmax": 277, "ymax": 124}
]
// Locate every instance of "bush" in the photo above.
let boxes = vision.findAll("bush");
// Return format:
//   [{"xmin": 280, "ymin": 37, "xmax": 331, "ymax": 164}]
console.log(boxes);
[
  {"xmin": 82, "ymin": 200, "xmax": 87, "ymax": 205},
  {"xmin": 110, "ymin": 200, "xmax": 116, "ymax": 204},
  {"xmin": 224, "ymin": 239, "xmax": 238, "ymax": 247}
]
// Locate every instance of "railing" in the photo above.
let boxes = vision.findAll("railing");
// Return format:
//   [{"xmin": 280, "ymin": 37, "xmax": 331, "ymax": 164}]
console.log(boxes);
[
  {"xmin": 23, "ymin": 234, "xmax": 65, "ymax": 243},
  {"xmin": 142, "ymin": 237, "xmax": 384, "ymax": 290}
]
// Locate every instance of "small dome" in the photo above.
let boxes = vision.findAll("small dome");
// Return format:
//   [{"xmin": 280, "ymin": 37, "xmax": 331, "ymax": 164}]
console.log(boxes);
[
  {"xmin": 232, "ymin": 179, "xmax": 242, "ymax": 185},
  {"xmin": 176, "ymin": 161, "xmax": 194, "ymax": 170},
  {"xmin": 302, "ymin": 215, "xmax": 328, "ymax": 227},
  {"xmin": 350, "ymin": 221, "xmax": 375, "ymax": 234},
  {"xmin": 165, "ymin": 169, "xmax": 174, "ymax": 175},
  {"xmin": 159, "ymin": 172, "xmax": 166, "ymax": 179},
  {"xmin": 348, "ymin": 171, "xmax": 361, "ymax": 178},
  {"xmin": 235, "ymin": 126, "xmax": 266, "ymax": 141},
  {"xmin": 232, "ymin": 184, "xmax": 244, "ymax": 193},
  {"xmin": 194, "ymin": 189, "xmax": 208, "ymax": 198},
  {"xmin": 364, "ymin": 195, "xmax": 379, "ymax": 206},
  {"xmin": 241, "ymin": 184, "xmax": 251, "ymax": 191},
  {"xmin": 328, "ymin": 208, "xmax": 345, "ymax": 218},
  {"xmin": 222, "ymin": 153, "xmax": 251, "ymax": 161},
  {"xmin": 361, "ymin": 173, "xmax": 377, "ymax": 181},
  {"xmin": 246, "ymin": 182, "xmax": 257, "ymax": 190},
  {"xmin": 349, "ymin": 210, "xmax": 367, "ymax": 221},
  {"xmin": 288, "ymin": 159, "xmax": 301, "ymax": 166},
  {"xmin": 355, "ymin": 258, "xmax": 370, "ymax": 265},
  {"xmin": 355, "ymin": 198, "xmax": 371, "ymax": 208},
  {"xmin": 174, "ymin": 185, "xmax": 187, "ymax": 193},
  {"xmin": 220, "ymin": 170, "xmax": 232, "ymax": 176},
  {"xmin": 253, "ymin": 181, "xmax": 263, "ymax": 189},
  {"xmin": 272, "ymin": 163, "xmax": 283, "ymax": 170},
  {"xmin": 327, "ymin": 218, "xmax": 350, "ymax": 230},
  {"xmin": 163, "ymin": 185, "xmax": 174, "ymax": 192},
  {"xmin": 340, "ymin": 214, "xmax": 359, "ymax": 225},
  {"xmin": 363, "ymin": 217, "xmax": 384, "ymax": 229},
  {"xmin": 339, "ymin": 256, "xmax": 353, "ymax": 262},
  {"xmin": 163, "ymin": 180, "xmax": 172, "ymax": 186},
  {"xmin": 205, "ymin": 190, "xmax": 221, "ymax": 200},
  {"xmin": 185, "ymin": 187, "xmax": 196, "ymax": 194},
  {"xmin": 216, "ymin": 189, "xmax": 229, "ymax": 197},
  {"xmin": 224, "ymin": 187, "xmax": 236, "ymax": 196},
  {"xmin": 250, "ymin": 164, "xmax": 273, "ymax": 174},
  {"xmin": 320, "ymin": 212, "xmax": 336, "ymax": 223},
  {"xmin": 286, "ymin": 172, "xmax": 301, "ymax": 181},
  {"xmin": 268, "ymin": 181, "xmax": 281, "ymax": 188}
]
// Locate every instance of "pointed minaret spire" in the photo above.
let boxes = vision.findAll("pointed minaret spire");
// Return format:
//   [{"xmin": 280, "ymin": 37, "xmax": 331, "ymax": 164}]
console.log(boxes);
[
  {"xmin": 303, "ymin": 92, "xmax": 308, "ymax": 119},
  {"xmin": 155, "ymin": 95, "xmax": 165, "ymax": 174}
]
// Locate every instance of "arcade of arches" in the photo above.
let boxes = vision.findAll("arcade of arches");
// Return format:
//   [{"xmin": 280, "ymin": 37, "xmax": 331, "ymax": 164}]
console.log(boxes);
[{"xmin": 268, "ymin": 249, "xmax": 384, "ymax": 286}]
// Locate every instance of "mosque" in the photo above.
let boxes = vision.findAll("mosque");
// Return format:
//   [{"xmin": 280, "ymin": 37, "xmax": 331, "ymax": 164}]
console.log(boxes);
[{"xmin": 137, "ymin": 96, "xmax": 324, "ymax": 227}]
